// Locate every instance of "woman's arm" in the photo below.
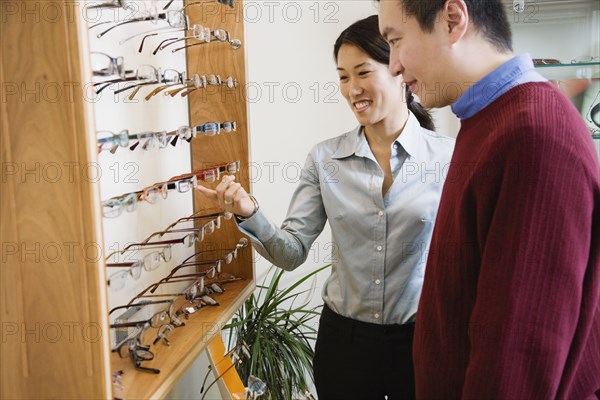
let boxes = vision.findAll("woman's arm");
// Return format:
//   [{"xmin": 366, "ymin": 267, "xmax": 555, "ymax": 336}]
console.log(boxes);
[{"xmin": 196, "ymin": 152, "xmax": 328, "ymax": 271}]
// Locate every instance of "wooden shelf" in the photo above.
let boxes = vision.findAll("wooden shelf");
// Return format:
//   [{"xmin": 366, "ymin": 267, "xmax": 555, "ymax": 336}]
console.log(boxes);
[
  {"xmin": 111, "ymin": 278, "xmax": 255, "ymax": 399},
  {"xmin": 1, "ymin": 2, "xmax": 112, "ymax": 398}
]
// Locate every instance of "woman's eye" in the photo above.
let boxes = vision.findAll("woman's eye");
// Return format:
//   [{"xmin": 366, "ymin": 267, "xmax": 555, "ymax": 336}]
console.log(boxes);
[
  {"xmin": 358, "ymin": 71, "xmax": 370, "ymax": 77},
  {"xmin": 339, "ymin": 76, "xmax": 348, "ymax": 81}
]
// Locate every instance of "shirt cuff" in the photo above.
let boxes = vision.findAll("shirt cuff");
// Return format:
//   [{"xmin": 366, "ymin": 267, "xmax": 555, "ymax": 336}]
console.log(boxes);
[{"xmin": 235, "ymin": 209, "xmax": 277, "ymax": 244}]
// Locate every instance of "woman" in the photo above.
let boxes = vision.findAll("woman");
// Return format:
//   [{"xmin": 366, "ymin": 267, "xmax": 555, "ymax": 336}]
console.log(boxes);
[{"xmin": 198, "ymin": 15, "xmax": 455, "ymax": 399}]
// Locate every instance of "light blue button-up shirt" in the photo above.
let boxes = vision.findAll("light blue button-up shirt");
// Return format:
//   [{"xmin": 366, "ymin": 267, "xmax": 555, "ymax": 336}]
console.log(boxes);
[{"xmin": 238, "ymin": 112, "xmax": 455, "ymax": 324}]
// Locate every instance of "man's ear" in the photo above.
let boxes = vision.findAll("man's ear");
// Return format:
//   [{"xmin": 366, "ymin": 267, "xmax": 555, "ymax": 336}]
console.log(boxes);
[{"xmin": 441, "ymin": 0, "xmax": 469, "ymax": 44}]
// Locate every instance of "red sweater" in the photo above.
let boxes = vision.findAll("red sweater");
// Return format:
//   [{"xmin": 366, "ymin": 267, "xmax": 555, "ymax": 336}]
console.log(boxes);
[{"xmin": 414, "ymin": 82, "xmax": 600, "ymax": 399}]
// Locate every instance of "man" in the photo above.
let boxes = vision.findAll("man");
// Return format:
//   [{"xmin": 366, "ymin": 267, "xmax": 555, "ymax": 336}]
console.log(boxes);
[{"xmin": 378, "ymin": 0, "xmax": 600, "ymax": 398}]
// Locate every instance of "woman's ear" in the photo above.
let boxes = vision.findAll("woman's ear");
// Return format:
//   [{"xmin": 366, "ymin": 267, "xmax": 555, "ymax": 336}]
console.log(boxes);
[{"xmin": 440, "ymin": 0, "xmax": 469, "ymax": 44}]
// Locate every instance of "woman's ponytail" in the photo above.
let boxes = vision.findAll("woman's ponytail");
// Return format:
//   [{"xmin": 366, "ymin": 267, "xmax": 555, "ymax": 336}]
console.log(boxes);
[{"xmin": 406, "ymin": 89, "xmax": 435, "ymax": 131}]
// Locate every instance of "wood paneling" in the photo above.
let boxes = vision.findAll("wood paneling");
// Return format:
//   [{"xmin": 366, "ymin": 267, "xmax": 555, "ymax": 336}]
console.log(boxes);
[
  {"xmin": 0, "ymin": 2, "xmax": 110, "ymax": 398},
  {"xmin": 1, "ymin": 1, "xmax": 253, "ymax": 398},
  {"xmin": 187, "ymin": 0, "xmax": 254, "ymax": 280}
]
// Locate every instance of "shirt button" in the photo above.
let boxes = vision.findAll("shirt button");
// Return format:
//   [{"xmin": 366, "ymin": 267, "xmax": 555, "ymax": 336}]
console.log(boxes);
[
  {"xmin": 374, "ymin": 313, "xmax": 380, "ymax": 319},
  {"xmin": 378, "ymin": 211, "xmax": 384, "ymax": 217},
  {"xmin": 375, "ymin": 279, "xmax": 381, "ymax": 285},
  {"xmin": 376, "ymin": 245, "xmax": 383, "ymax": 251}
]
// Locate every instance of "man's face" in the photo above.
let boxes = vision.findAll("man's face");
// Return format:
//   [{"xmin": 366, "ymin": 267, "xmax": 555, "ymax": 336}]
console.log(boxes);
[{"xmin": 379, "ymin": 0, "xmax": 453, "ymax": 108}]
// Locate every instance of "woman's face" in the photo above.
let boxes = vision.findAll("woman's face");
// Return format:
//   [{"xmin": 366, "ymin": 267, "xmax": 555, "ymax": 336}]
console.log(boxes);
[{"xmin": 337, "ymin": 44, "xmax": 406, "ymax": 128}]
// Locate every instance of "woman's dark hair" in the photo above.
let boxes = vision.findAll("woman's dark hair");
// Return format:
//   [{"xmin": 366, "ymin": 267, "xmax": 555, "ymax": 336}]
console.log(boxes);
[{"xmin": 333, "ymin": 15, "xmax": 435, "ymax": 131}]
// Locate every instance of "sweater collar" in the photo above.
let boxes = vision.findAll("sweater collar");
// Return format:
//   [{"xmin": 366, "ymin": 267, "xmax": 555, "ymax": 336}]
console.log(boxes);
[{"xmin": 452, "ymin": 53, "xmax": 547, "ymax": 120}]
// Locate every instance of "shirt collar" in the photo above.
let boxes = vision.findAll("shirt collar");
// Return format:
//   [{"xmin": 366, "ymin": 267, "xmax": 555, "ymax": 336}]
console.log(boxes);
[
  {"xmin": 332, "ymin": 112, "xmax": 421, "ymax": 160},
  {"xmin": 396, "ymin": 111, "xmax": 419, "ymax": 159},
  {"xmin": 331, "ymin": 126, "xmax": 362, "ymax": 159},
  {"xmin": 452, "ymin": 53, "xmax": 547, "ymax": 120}
]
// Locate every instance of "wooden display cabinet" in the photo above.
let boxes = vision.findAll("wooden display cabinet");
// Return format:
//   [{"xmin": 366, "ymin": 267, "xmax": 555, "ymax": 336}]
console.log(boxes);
[{"xmin": 0, "ymin": 1, "xmax": 255, "ymax": 398}]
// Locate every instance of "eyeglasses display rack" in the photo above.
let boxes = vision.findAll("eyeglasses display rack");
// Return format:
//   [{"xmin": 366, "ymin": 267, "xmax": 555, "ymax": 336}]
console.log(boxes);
[{"xmin": 0, "ymin": 1, "xmax": 255, "ymax": 399}]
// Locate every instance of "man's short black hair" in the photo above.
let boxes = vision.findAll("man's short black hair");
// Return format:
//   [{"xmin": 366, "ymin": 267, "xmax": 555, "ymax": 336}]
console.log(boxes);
[{"xmin": 378, "ymin": 0, "xmax": 513, "ymax": 53}]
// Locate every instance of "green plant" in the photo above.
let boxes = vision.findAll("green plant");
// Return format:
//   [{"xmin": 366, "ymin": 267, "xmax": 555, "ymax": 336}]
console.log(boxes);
[{"xmin": 224, "ymin": 264, "xmax": 331, "ymax": 400}]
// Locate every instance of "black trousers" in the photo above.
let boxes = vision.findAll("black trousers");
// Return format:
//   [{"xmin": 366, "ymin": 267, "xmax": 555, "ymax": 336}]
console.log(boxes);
[{"xmin": 313, "ymin": 305, "xmax": 415, "ymax": 400}]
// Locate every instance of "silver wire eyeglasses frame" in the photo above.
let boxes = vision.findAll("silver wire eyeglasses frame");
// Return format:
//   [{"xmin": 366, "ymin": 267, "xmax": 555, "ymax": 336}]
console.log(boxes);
[
  {"xmin": 101, "ymin": 161, "xmax": 240, "ymax": 220},
  {"xmin": 91, "ymin": 52, "xmax": 132, "ymax": 79},
  {"xmin": 96, "ymin": 122, "xmax": 237, "ymax": 156},
  {"xmin": 153, "ymin": 25, "xmax": 241, "ymax": 55},
  {"xmin": 90, "ymin": 7, "xmax": 189, "ymax": 38},
  {"xmin": 97, "ymin": 130, "xmax": 169, "ymax": 155},
  {"xmin": 93, "ymin": 64, "xmax": 163, "ymax": 95},
  {"xmin": 168, "ymin": 121, "xmax": 237, "ymax": 146},
  {"xmin": 163, "ymin": 0, "xmax": 235, "ymax": 11},
  {"xmin": 106, "ymin": 247, "xmax": 172, "ymax": 291},
  {"xmin": 102, "ymin": 192, "xmax": 138, "ymax": 218},
  {"xmin": 109, "ymin": 299, "xmax": 185, "ymax": 346},
  {"xmin": 142, "ymin": 212, "xmax": 231, "ymax": 244}
]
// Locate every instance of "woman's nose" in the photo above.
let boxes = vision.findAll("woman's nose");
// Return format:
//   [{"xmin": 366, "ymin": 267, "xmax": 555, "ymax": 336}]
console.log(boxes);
[{"xmin": 349, "ymin": 84, "xmax": 363, "ymax": 97}]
